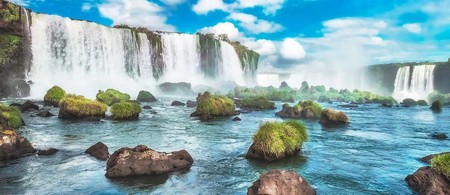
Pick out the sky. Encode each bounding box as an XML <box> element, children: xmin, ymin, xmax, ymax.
<box><xmin>10</xmin><ymin>0</ymin><xmax>450</xmax><ymax>72</ymax></box>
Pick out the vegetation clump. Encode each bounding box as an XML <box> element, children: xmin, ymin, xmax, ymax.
<box><xmin>417</xmin><ymin>100</ymin><xmax>428</xmax><ymax>106</ymax></box>
<box><xmin>431</xmin><ymin>100</ymin><xmax>442</xmax><ymax>112</ymax></box>
<box><xmin>0</xmin><ymin>104</ymin><xmax>23</xmax><ymax>129</ymax></box>
<box><xmin>276</xmin><ymin>100</ymin><xmax>322</xmax><ymax>119</ymax></box>
<box><xmin>402</xmin><ymin>98</ymin><xmax>417</xmax><ymax>106</ymax></box>
<box><xmin>136</xmin><ymin>90</ymin><xmax>157</xmax><ymax>102</ymax></box>
<box><xmin>431</xmin><ymin>153</ymin><xmax>450</xmax><ymax>177</ymax></box>
<box><xmin>246</xmin><ymin>120</ymin><xmax>308</xmax><ymax>161</ymax></box>
<box><xmin>111</xmin><ymin>102</ymin><xmax>142</xmax><ymax>120</ymax></box>
<box><xmin>59</xmin><ymin>94</ymin><xmax>107</xmax><ymax>119</ymax></box>
<box><xmin>96</xmin><ymin>89</ymin><xmax>130</xmax><ymax>106</ymax></box>
<box><xmin>193</xmin><ymin>91</ymin><xmax>236</xmax><ymax>121</ymax></box>
<box><xmin>44</xmin><ymin>86</ymin><xmax>66</xmax><ymax>106</ymax></box>
<box><xmin>241</xmin><ymin>96</ymin><xmax>275</xmax><ymax>110</ymax></box>
<box><xmin>320</xmin><ymin>108</ymin><xmax>349</xmax><ymax>126</ymax></box>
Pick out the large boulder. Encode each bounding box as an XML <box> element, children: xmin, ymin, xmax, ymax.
<box><xmin>18</xmin><ymin>100</ymin><xmax>39</xmax><ymax>112</ymax></box>
<box><xmin>319</xmin><ymin>108</ymin><xmax>349</xmax><ymax>126</ymax></box>
<box><xmin>110</xmin><ymin>101</ymin><xmax>141</xmax><ymax>120</ymax></box>
<box><xmin>58</xmin><ymin>94</ymin><xmax>107</xmax><ymax>119</ymax></box>
<box><xmin>96</xmin><ymin>89</ymin><xmax>130</xmax><ymax>106</ymax></box>
<box><xmin>191</xmin><ymin>92</ymin><xmax>237</xmax><ymax>121</ymax></box>
<box><xmin>276</xmin><ymin>101</ymin><xmax>322</xmax><ymax>119</ymax></box>
<box><xmin>405</xmin><ymin>166</ymin><xmax>450</xmax><ymax>195</ymax></box>
<box><xmin>186</xmin><ymin>100</ymin><xmax>197</xmax><ymax>108</ymax></box>
<box><xmin>43</xmin><ymin>86</ymin><xmax>66</xmax><ymax>107</ymax></box>
<box><xmin>105</xmin><ymin>145</ymin><xmax>193</xmax><ymax>178</ymax></box>
<box><xmin>247</xmin><ymin>170</ymin><xmax>316</xmax><ymax>195</ymax></box>
<box><xmin>136</xmin><ymin>90</ymin><xmax>157</xmax><ymax>102</ymax></box>
<box><xmin>159</xmin><ymin>82</ymin><xmax>193</xmax><ymax>95</ymax></box>
<box><xmin>246</xmin><ymin>121</ymin><xmax>308</xmax><ymax>161</ymax></box>
<box><xmin>85</xmin><ymin>142</ymin><xmax>109</xmax><ymax>161</ymax></box>
<box><xmin>0</xmin><ymin>130</ymin><xmax>35</xmax><ymax>161</ymax></box>
<box><xmin>171</xmin><ymin>101</ymin><xmax>186</xmax><ymax>106</ymax></box>
<box><xmin>37</xmin><ymin>109</ymin><xmax>54</xmax><ymax>117</ymax></box>
<box><xmin>431</xmin><ymin>100</ymin><xmax>443</xmax><ymax>112</ymax></box>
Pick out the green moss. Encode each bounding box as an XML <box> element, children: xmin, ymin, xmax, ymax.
<box><xmin>196</xmin><ymin>92</ymin><xmax>236</xmax><ymax>117</ymax></box>
<box><xmin>241</xmin><ymin>96</ymin><xmax>275</xmax><ymax>110</ymax></box>
<box><xmin>402</xmin><ymin>98</ymin><xmax>417</xmax><ymax>106</ymax></box>
<box><xmin>96</xmin><ymin>89</ymin><xmax>130</xmax><ymax>106</ymax></box>
<box><xmin>431</xmin><ymin>100</ymin><xmax>442</xmax><ymax>111</ymax></box>
<box><xmin>136</xmin><ymin>90</ymin><xmax>156</xmax><ymax>102</ymax></box>
<box><xmin>111</xmin><ymin>102</ymin><xmax>142</xmax><ymax>120</ymax></box>
<box><xmin>252</xmin><ymin>121</ymin><xmax>308</xmax><ymax>158</ymax></box>
<box><xmin>0</xmin><ymin>34</ymin><xmax>21</xmax><ymax>65</ymax></box>
<box><xmin>0</xmin><ymin>3</ymin><xmax>21</xmax><ymax>24</ymax></box>
<box><xmin>298</xmin><ymin>100</ymin><xmax>322</xmax><ymax>118</ymax></box>
<box><xmin>44</xmin><ymin>86</ymin><xmax>66</xmax><ymax>105</ymax></box>
<box><xmin>60</xmin><ymin>94</ymin><xmax>107</xmax><ymax>117</ymax></box>
<box><xmin>417</xmin><ymin>100</ymin><xmax>428</xmax><ymax>106</ymax></box>
<box><xmin>431</xmin><ymin>153</ymin><xmax>450</xmax><ymax>177</ymax></box>
<box><xmin>0</xmin><ymin>104</ymin><xmax>23</xmax><ymax>129</ymax></box>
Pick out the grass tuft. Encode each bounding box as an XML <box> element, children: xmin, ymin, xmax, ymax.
<box><xmin>241</xmin><ymin>96</ymin><xmax>275</xmax><ymax>110</ymax></box>
<box><xmin>196</xmin><ymin>92</ymin><xmax>236</xmax><ymax>117</ymax></box>
<box><xmin>44</xmin><ymin>86</ymin><xmax>66</xmax><ymax>105</ymax></box>
<box><xmin>60</xmin><ymin>94</ymin><xmax>107</xmax><ymax>118</ymax></box>
<box><xmin>96</xmin><ymin>89</ymin><xmax>130</xmax><ymax>106</ymax></box>
<box><xmin>111</xmin><ymin>102</ymin><xmax>142</xmax><ymax>120</ymax></box>
<box><xmin>431</xmin><ymin>153</ymin><xmax>450</xmax><ymax>177</ymax></box>
<box><xmin>0</xmin><ymin>104</ymin><xmax>23</xmax><ymax>129</ymax></box>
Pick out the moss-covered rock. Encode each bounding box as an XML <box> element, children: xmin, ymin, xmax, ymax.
<box><xmin>0</xmin><ymin>104</ymin><xmax>24</xmax><ymax>129</ymax></box>
<box><xmin>96</xmin><ymin>89</ymin><xmax>130</xmax><ymax>106</ymax></box>
<box><xmin>431</xmin><ymin>100</ymin><xmax>443</xmax><ymax>112</ymax></box>
<box><xmin>320</xmin><ymin>108</ymin><xmax>349</xmax><ymax>126</ymax></box>
<box><xmin>246</xmin><ymin>121</ymin><xmax>308</xmax><ymax>161</ymax></box>
<box><xmin>136</xmin><ymin>90</ymin><xmax>156</xmax><ymax>102</ymax></box>
<box><xmin>417</xmin><ymin>100</ymin><xmax>428</xmax><ymax>106</ymax></box>
<box><xmin>402</xmin><ymin>98</ymin><xmax>417</xmax><ymax>107</ymax></box>
<box><xmin>431</xmin><ymin>153</ymin><xmax>450</xmax><ymax>177</ymax></box>
<box><xmin>43</xmin><ymin>86</ymin><xmax>66</xmax><ymax>106</ymax></box>
<box><xmin>111</xmin><ymin>102</ymin><xmax>142</xmax><ymax>120</ymax></box>
<box><xmin>241</xmin><ymin>96</ymin><xmax>275</xmax><ymax>110</ymax></box>
<box><xmin>192</xmin><ymin>92</ymin><xmax>236</xmax><ymax>121</ymax></box>
<box><xmin>59</xmin><ymin>94</ymin><xmax>107</xmax><ymax>119</ymax></box>
<box><xmin>276</xmin><ymin>100</ymin><xmax>322</xmax><ymax>119</ymax></box>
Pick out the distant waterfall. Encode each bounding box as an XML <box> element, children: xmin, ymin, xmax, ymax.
<box><xmin>393</xmin><ymin>65</ymin><xmax>435</xmax><ymax>101</ymax></box>
<box><xmin>27</xmin><ymin>13</ymin><xmax>254</xmax><ymax>98</ymax></box>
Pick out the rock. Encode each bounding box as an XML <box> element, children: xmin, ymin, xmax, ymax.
<box><xmin>432</xmin><ymin>133</ymin><xmax>448</xmax><ymax>140</ymax></box>
<box><xmin>319</xmin><ymin>108</ymin><xmax>349</xmax><ymax>126</ymax></box>
<box><xmin>171</xmin><ymin>101</ymin><xmax>186</xmax><ymax>106</ymax></box>
<box><xmin>85</xmin><ymin>142</ymin><xmax>109</xmax><ymax>161</ymax></box>
<box><xmin>191</xmin><ymin>92</ymin><xmax>237</xmax><ymax>121</ymax></box>
<box><xmin>232</xmin><ymin>117</ymin><xmax>241</xmax><ymax>121</ymax></box>
<box><xmin>159</xmin><ymin>82</ymin><xmax>193</xmax><ymax>95</ymax></box>
<box><xmin>136</xmin><ymin>90</ymin><xmax>157</xmax><ymax>102</ymax></box>
<box><xmin>405</xmin><ymin>166</ymin><xmax>450</xmax><ymax>195</ymax></box>
<box><xmin>421</xmin><ymin>153</ymin><xmax>450</xmax><ymax>164</ymax></box>
<box><xmin>150</xmin><ymin>111</ymin><xmax>158</xmax><ymax>115</ymax></box>
<box><xmin>111</xmin><ymin>102</ymin><xmax>141</xmax><ymax>120</ymax></box>
<box><xmin>338</xmin><ymin>104</ymin><xmax>359</xmax><ymax>108</ymax></box>
<box><xmin>37</xmin><ymin>148</ymin><xmax>59</xmax><ymax>156</ymax></box>
<box><xmin>59</xmin><ymin>95</ymin><xmax>107</xmax><ymax>119</ymax></box>
<box><xmin>83</xmin><ymin>116</ymin><xmax>102</xmax><ymax>122</ymax></box>
<box><xmin>431</xmin><ymin>101</ymin><xmax>443</xmax><ymax>112</ymax></box>
<box><xmin>276</xmin><ymin>101</ymin><xmax>322</xmax><ymax>120</ymax></box>
<box><xmin>302</xmin><ymin>109</ymin><xmax>315</xmax><ymax>119</ymax></box>
<box><xmin>382</xmin><ymin>103</ymin><xmax>393</xmax><ymax>108</ymax></box>
<box><xmin>19</xmin><ymin>101</ymin><xmax>40</xmax><ymax>112</ymax></box>
<box><xmin>247</xmin><ymin>170</ymin><xmax>316</xmax><ymax>195</ymax></box>
<box><xmin>143</xmin><ymin>106</ymin><xmax>152</xmax><ymax>109</ymax></box>
<box><xmin>44</xmin><ymin>86</ymin><xmax>66</xmax><ymax>107</ymax></box>
<box><xmin>37</xmin><ymin>110</ymin><xmax>54</xmax><ymax>117</ymax></box>
<box><xmin>186</xmin><ymin>100</ymin><xmax>197</xmax><ymax>108</ymax></box>
<box><xmin>105</xmin><ymin>145</ymin><xmax>193</xmax><ymax>178</ymax></box>
<box><xmin>0</xmin><ymin>130</ymin><xmax>35</xmax><ymax>161</ymax></box>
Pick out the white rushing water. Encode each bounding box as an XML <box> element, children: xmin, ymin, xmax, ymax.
<box><xmin>393</xmin><ymin>65</ymin><xmax>435</xmax><ymax>101</ymax></box>
<box><xmin>27</xmin><ymin>13</ymin><xmax>248</xmax><ymax>98</ymax></box>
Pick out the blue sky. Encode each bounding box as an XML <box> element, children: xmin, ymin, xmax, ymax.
<box><xmin>11</xmin><ymin>0</ymin><xmax>450</xmax><ymax>71</ymax></box>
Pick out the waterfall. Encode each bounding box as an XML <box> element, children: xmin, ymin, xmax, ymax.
<box><xmin>219</xmin><ymin>41</ymin><xmax>245</xmax><ymax>86</ymax></box>
<box><xmin>393</xmin><ymin>65</ymin><xmax>435</xmax><ymax>101</ymax></box>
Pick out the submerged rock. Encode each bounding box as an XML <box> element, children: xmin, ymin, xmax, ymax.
<box><xmin>405</xmin><ymin>166</ymin><xmax>450</xmax><ymax>195</ymax></box>
<box><xmin>37</xmin><ymin>148</ymin><xmax>59</xmax><ymax>156</ymax></box>
<box><xmin>432</xmin><ymin>133</ymin><xmax>448</xmax><ymax>140</ymax></box>
<box><xmin>232</xmin><ymin>117</ymin><xmax>241</xmax><ymax>121</ymax></box>
<box><xmin>106</xmin><ymin>145</ymin><xmax>193</xmax><ymax>178</ymax></box>
<box><xmin>37</xmin><ymin>110</ymin><xmax>54</xmax><ymax>117</ymax></box>
<box><xmin>247</xmin><ymin>170</ymin><xmax>316</xmax><ymax>195</ymax></box>
<box><xmin>143</xmin><ymin>106</ymin><xmax>152</xmax><ymax>109</ymax></box>
<box><xmin>186</xmin><ymin>100</ymin><xmax>197</xmax><ymax>108</ymax></box>
<box><xmin>0</xmin><ymin>130</ymin><xmax>35</xmax><ymax>161</ymax></box>
<box><xmin>171</xmin><ymin>101</ymin><xmax>186</xmax><ymax>106</ymax></box>
<box><xmin>85</xmin><ymin>142</ymin><xmax>109</xmax><ymax>161</ymax></box>
<box><xmin>14</xmin><ymin>100</ymin><xmax>40</xmax><ymax>112</ymax></box>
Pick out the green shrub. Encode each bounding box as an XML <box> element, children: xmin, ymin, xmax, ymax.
<box><xmin>0</xmin><ymin>104</ymin><xmax>23</xmax><ymax>129</ymax></box>
<box><xmin>111</xmin><ymin>102</ymin><xmax>142</xmax><ymax>120</ymax></box>
<box><xmin>96</xmin><ymin>89</ymin><xmax>130</xmax><ymax>106</ymax></box>
<box><xmin>136</xmin><ymin>90</ymin><xmax>156</xmax><ymax>102</ymax></box>
<box><xmin>44</xmin><ymin>86</ymin><xmax>66</xmax><ymax>105</ymax></box>
<box><xmin>298</xmin><ymin>100</ymin><xmax>322</xmax><ymax>118</ymax></box>
<box><xmin>196</xmin><ymin>92</ymin><xmax>235</xmax><ymax>117</ymax></box>
<box><xmin>60</xmin><ymin>94</ymin><xmax>107</xmax><ymax>117</ymax></box>
<box><xmin>417</xmin><ymin>100</ymin><xmax>428</xmax><ymax>106</ymax></box>
<box><xmin>431</xmin><ymin>153</ymin><xmax>450</xmax><ymax>176</ymax></box>
<box><xmin>241</xmin><ymin>96</ymin><xmax>275</xmax><ymax>110</ymax></box>
<box><xmin>252</xmin><ymin>121</ymin><xmax>308</xmax><ymax>158</ymax></box>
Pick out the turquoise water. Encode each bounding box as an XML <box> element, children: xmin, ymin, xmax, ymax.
<box><xmin>1</xmin><ymin>97</ymin><xmax>449</xmax><ymax>194</ymax></box>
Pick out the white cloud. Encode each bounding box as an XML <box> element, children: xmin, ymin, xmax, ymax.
<box><xmin>160</xmin><ymin>0</ymin><xmax>186</xmax><ymax>6</ymax></box>
<box><xmin>402</xmin><ymin>23</ymin><xmax>422</xmax><ymax>33</ymax></box>
<box><xmin>228</xmin><ymin>12</ymin><xmax>283</xmax><ymax>34</ymax></box>
<box><xmin>244</xmin><ymin>39</ymin><xmax>277</xmax><ymax>55</ymax></box>
<box><xmin>198</xmin><ymin>22</ymin><xmax>243</xmax><ymax>41</ymax></box>
<box><xmin>280</xmin><ymin>38</ymin><xmax>306</xmax><ymax>60</ymax></box>
<box><xmin>81</xmin><ymin>3</ymin><xmax>93</xmax><ymax>12</ymax></box>
<box><xmin>99</xmin><ymin>0</ymin><xmax>175</xmax><ymax>31</ymax></box>
<box><xmin>192</xmin><ymin>0</ymin><xmax>228</xmax><ymax>15</ymax></box>
<box><xmin>234</xmin><ymin>0</ymin><xmax>285</xmax><ymax>15</ymax></box>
